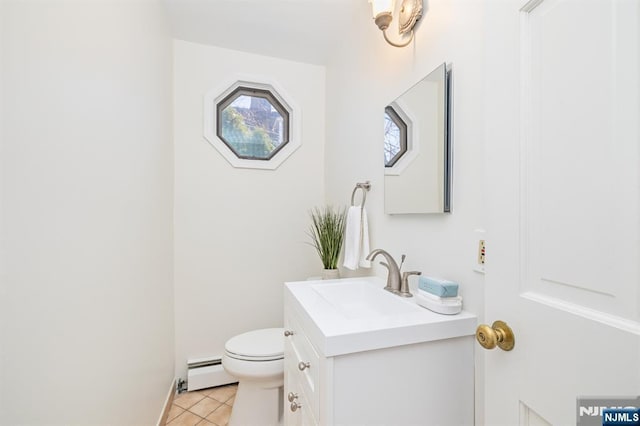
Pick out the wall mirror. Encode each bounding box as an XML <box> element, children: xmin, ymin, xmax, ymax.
<box><xmin>384</xmin><ymin>63</ymin><xmax>451</xmax><ymax>214</ymax></box>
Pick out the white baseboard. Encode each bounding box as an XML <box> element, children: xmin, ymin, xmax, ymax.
<box><xmin>157</xmin><ymin>378</ymin><xmax>176</xmax><ymax>426</ymax></box>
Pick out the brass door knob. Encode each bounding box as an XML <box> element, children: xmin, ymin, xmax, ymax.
<box><xmin>476</xmin><ymin>320</ymin><xmax>515</xmax><ymax>351</ymax></box>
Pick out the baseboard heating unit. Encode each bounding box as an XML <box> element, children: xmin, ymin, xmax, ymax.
<box><xmin>187</xmin><ymin>356</ymin><xmax>237</xmax><ymax>391</ymax></box>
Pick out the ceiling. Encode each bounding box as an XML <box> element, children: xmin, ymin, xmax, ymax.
<box><xmin>163</xmin><ymin>0</ymin><xmax>364</xmax><ymax>65</ymax></box>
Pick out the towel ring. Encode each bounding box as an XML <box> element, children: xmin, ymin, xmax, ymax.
<box><xmin>351</xmin><ymin>181</ymin><xmax>371</xmax><ymax>207</ymax></box>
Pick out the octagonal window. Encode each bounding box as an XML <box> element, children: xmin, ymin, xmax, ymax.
<box><xmin>216</xmin><ymin>87</ymin><xmax>289</xmax><ymax>161</ymax></box>
<box><xmin>384</xmin><ymin>106</ymin><xmax>408</xmax><ymax>167</ymax></box>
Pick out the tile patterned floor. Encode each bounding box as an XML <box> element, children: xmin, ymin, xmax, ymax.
<box><xmin>165</xmin><ymin>384</ymin><xmax>237</xmax><ymax>426</ymax></box>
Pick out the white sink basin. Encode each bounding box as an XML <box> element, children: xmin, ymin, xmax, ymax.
<box><xmin>285</xmin><ymin>277</ymin><xmax>477</xmax><ymax>357</ymax></box>
<box><xmin>311</xmin><ymin>280</ymin><xmax>422</xmax><ymax>319</ymax></box>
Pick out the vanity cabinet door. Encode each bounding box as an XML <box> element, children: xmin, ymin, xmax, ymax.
<box><xmin>283</xmin><ymin>310</ymin><xmax>319</xmax><ymax>426</ymax></box>
<box><xmin>284</xmin><ymin>353</ymin><xmax>315</xmax><ymax>426</ymax></box>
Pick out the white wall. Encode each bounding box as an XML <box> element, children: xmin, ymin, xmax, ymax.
<box><xmin>173</xmin><ymin>40</ymin><xmax>325</xmax><ymax>380</ymax></box>
<box><xmin>0</xmin><ymin>0</ymin><xmax>5</xmax><ymax>404</ymax></box>
<box><xmin>323</xmin><ymin>0</ymin><xmax>486</xmax><ymax>423</ymax></box>
<box><xmin>0</xmin><ymin>1</ymin><xmax>174</xmax><ymax>424</ymax></box>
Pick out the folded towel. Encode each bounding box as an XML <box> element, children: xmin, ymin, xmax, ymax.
<box><xmin>343</xmin><ymin>206</ymin><xmax>371</xmax><ymax>270</ymax></box>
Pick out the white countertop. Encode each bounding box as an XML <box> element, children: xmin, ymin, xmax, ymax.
<box><xmin>284</xmin><ymin>276</ymin><xmax>477</xmax><ymax>357</ymax></box>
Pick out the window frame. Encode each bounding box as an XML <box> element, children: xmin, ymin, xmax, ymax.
<box><xmin>204</xmin><ymin>79</ymin><xmax>300</xmax><ymax>170</ymax></box>
<box><xmin>216</xmin><ymin>86</ymin><xmax>290</xmax><ymax>161</ymax></box>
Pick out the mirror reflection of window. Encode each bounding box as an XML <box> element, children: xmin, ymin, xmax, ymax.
<box><xmin>384</xmin><ymin>106</ymin><xmax>408</xmax><ymax>167</ymax></box>
<box><xmin>383</xmin><ymin>62</ymin><xmax>451</xmax><ymax>214</ymax></box>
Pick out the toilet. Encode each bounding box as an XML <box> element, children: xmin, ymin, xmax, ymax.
<box><xmin>222</xmin><ymin>328</ymin><xmax>285</xmax><ymax>426</ymax></box>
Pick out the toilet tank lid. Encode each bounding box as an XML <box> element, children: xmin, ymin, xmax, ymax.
<box><xmin>225</xmin><ymin>328</ymin><xmax>284</xmax><ymax>358</ymax></box>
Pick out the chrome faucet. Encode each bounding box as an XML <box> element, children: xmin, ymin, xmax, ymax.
<box><xmin>366</xmin><ymin>249</ymin><xmax>421</xmax><ymax>297</ymax></box>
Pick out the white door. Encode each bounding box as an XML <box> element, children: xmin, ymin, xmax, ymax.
<box><xmin>483</xmin><ymin>0</ymin><xmax>640</xmax><ymax>425</ymax></box>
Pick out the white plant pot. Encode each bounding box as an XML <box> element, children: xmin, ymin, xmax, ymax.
<box><xmin>322</xmin><ymin>269</ymin><xmax>340</xmax><ymax>280</ymax></box>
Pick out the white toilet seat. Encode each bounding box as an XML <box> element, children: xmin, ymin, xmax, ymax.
<box><xmin>225</xmin><ymin>352</ymin><xmax>284</xmax><ymax>361</ymax></box>
<box><xmin>224</xmin><ymin>328</ymin><xmax>284</xmax><ymax>361</ymax></box>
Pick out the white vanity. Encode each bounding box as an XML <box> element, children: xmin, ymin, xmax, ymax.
<box><xmin>283</xmin><ymin>277</ymin><xmax>477</xmax><ymax>426</ymax></box>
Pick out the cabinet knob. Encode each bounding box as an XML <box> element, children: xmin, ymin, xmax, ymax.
<box><xmin>297</xmin><ymin>361</ymin><xmax>310</xmax><ymax>371</ymax></box>
<box><xmin>287</xmin><ymin>392</ymin><xmax>298</xmax><ymax>402</ymax></box>
<box><xmin>284</xmin><ymin>330</ymin><xmax>294</xmax><ymax>337</ymax></box>
<box><xmin>290</xmin><ymin>401</ymin><xmax>302</xmax><ymax>412</ymax></box>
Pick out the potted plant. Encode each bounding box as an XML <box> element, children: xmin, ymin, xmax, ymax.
<box><xmin>307</xmin><ymin>206</ymin><xmax>347</xmax><ymax>279</ymax></box>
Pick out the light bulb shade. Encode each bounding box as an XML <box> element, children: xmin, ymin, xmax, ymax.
<box><xmin>369</xmin><ymin>0</ymin><xmax>395</xmax><ymax>18</ymax></box>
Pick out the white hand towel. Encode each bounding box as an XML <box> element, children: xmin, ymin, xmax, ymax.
<box><xmin>359</xmin><ymin>208</ymin><xmax>371</xmax><ymax>268</ymax></box>
<box><xmin>343</xmin><ymin>206</ymin><xmax>361</xmax><ymax>270</ymax></box>
<box><xmin>343</xmin><ymin>206</ymin><xmax>371</xmax><ymax>270</ymax></box>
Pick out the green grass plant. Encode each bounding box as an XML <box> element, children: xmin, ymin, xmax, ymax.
<box><xmin>307</xmin><ymin>206</ymin><xmax>347</xmax><ymax>270</ymax></box>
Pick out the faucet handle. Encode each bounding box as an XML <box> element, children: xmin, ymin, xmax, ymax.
<box><xmin>378</xmin><ymin>261</ymin><xmax>390</xmax><ymax>270</ymax></box>
<box><xmin>399</xmin><ymin>271</ymin><xmax>422</xmax><ymax>298</ymax></box>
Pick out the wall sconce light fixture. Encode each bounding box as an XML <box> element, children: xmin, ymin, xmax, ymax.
<box><xmin>369</xmin><ymin>0</ymin><xmax>423</xmax><ymax>48</ymax></box>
